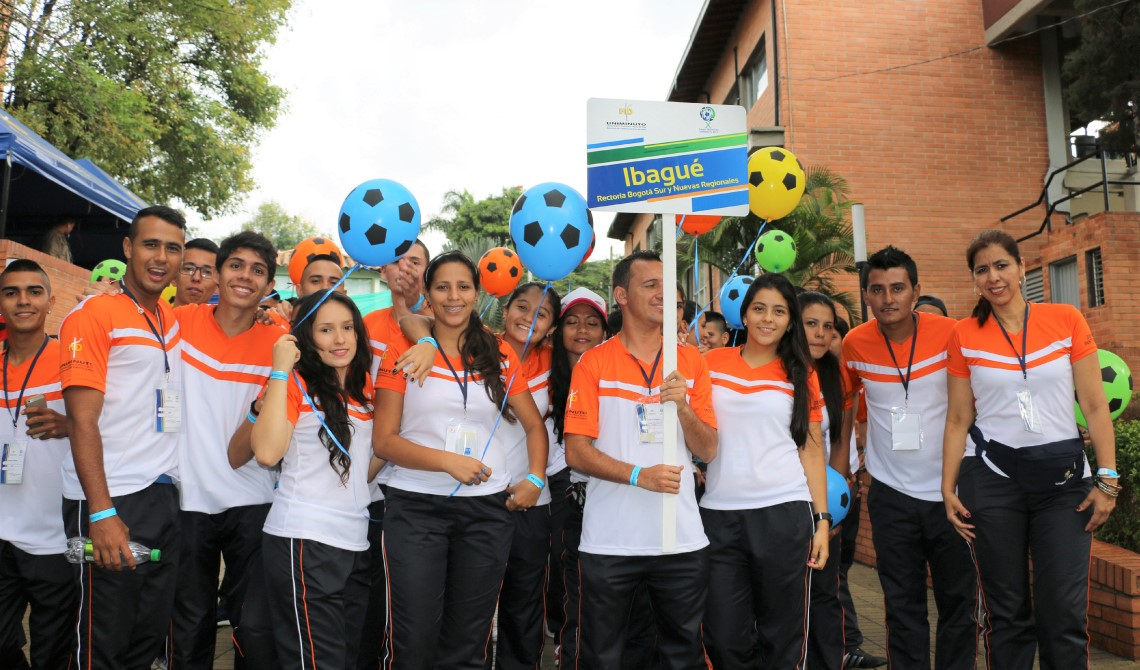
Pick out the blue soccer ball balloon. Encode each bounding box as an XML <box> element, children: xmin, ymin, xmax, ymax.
<box><xmin>718</xmin><ymin>275</ymin><xmax>754</xmax><ymax>330</ymax></box>
<box><xmin>337</xmin><ymin>179</ymin><xmax>422</xmax><ymax>268</ymax></box>
<box><xmin>509</xmin><ymin>182</ymin><xmax>594</xmax><ymax>282</ymax></box>
<box><xmin>827</xmin><ymin>465</ymin><xmax>851</xmax><ymax>525</ymax></box>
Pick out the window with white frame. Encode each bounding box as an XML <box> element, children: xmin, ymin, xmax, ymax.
<box><xmin>741</xmin><ymin>39</ymin><xmax>768</xmax><ymax>108</ymax></box>
<box><xmin>1049</xmin><ymin>257</ymin><xmax>1079</xmax><ymax>308</ymax></box>
<box><xmin>1023</xmin><ymin>267</ymin><xmax>1044</xmax><ymax>303</ymax></box>
<box><xmin>1086</xmin><ymin>248</ymin><xmax>1105</xmax><ymax>307</ymax></box>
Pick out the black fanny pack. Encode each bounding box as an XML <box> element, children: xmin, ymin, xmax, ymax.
<box><xmin>969</xmin><ymin>424</ymin><xmax>1085</xmax><ymax>493</ymax></box>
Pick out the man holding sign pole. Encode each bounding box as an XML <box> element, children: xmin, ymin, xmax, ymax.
<box><xmin>565</xmin><ymin>249</ymin><xmax>717</xmax><ymax>670</ymax></box>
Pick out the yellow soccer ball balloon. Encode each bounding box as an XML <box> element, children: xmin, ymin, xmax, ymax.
<box><xmin>748</xmin><ymin>147</ymin><xmax>806</xmax><ymax>221</ymax></box>
<box><xmin>161</xmin><ymin>285</ymin><xmax>177</xmax><ymax>305</ymax></box>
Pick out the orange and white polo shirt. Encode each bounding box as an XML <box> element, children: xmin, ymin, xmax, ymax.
<box><xmin>565</xmin><ymin>337</ymin><xmax>716</xmax><ymax>557</ymax></box>
<box><xmin>701</xmin><ymin>348</ymin><xmax>823</xmax><ymax>511</ymax></box>
<box><xmin>59</xmin><ymin>293</ymin><xmax>181</xmax><ymax>500</ymax></box>
<box><xmin>948</xmin><ymin>303</ymin><xmax>1096</xmax><ymax>477</ymax></box>
<box><xmin>375</xmin><ymin>337</ymin><xmax>527</xmax><ymax>497</ymax></box>
<box><xmin>0</xmin><ymin>338</ymin><xmax>69</xmax><ymax>554</ymax></box>
<box><xmin>498</xmin><ymin>343</ymin><xmax>553</xmax><ymax>506</ymax></box>
<box><xmin>176</xmin><ymin>304</ymin><xmax>285</xmax><ymax>514</ymax></box>
<box><xmin>842</xmin><ymin>312</ymin><xmax>957</xmax><ymax>501</ymax></box>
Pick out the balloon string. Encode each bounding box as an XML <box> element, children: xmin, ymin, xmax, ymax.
<box><xmin>447</xmin><ymin>281</ymin><xmax>552</xmax><ymax>498</ymax></box>
<box><xmin>689</xmin><ymin>237</ymin><xmax>700</xmax><ymax>337</ymax></box>
<box><xmin>687</xmin><ymin>220</ymin><xmax>768</xmax><ymax>336</ymax></box>
<box><xmin>291</xmin><ymin>264</ymin><xmax>362</xmax><ymax>332</ymax></box>
<box><xmin>480</xmin><ymin>299</ymin><xmax>495</xmax><ymax>320</ymax></box>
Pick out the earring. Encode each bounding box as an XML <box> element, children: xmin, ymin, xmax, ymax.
<box><xmin>974</xmin><ymin>286</ymin><xmax>981</xmax><ymax>297</ymax></box>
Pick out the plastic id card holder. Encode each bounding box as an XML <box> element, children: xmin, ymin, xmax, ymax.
<box><xmin>445</xmin><ymin>418</ymin><xmax>481</xmax><ymax>458</ymax></box>
<box><xmin>1016</xmin><ymin>388</ymin><xmax>1044</xmax><ymax>434</ymax></box>
<box><xmin>637</xmin><ymin>402</ymin><xmax>664</xmax><ymax>444</ymax></box>
<box><xmin>155</xmin><ymin>383</ymin><xmax>182</xmax><ymax>433</ymax></box>
<box><xmin>0</xmin><ymin>440</ymin><xmax>27</xmax><ymax>484</ymax></box>
<box><xmin>890</xmin><ymin>408</ymin><xmax>922</xmax><ymax>451</ymax></box>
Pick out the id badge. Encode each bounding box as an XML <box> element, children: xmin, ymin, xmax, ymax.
<box><xmin>155</xmin><ymin>383</ymin><xmax>182</xmax><ymax>433</ymax></box>
<box><xmin>0</xmin><ymin>440</ymin><xmax>27</xmax><ymax>484</ymax></box>
<box><xmin>1016</xmin><ymin>388</ymin><xmax>1044</xmax><ymax>434</ymax></box>
<box><xmin>890</xmin><ymin>408</ymin><xmax>922</xmax><ymax>451</ymax></box>
<box><xmin>637</xmin><ymin>402</ymin><xmax>664</xmax><ymax>444</ymax></box>
<box><xmin>445</xmin><ymin>418</ymin><xmax>481</xmax><ymax>458</ymax></box>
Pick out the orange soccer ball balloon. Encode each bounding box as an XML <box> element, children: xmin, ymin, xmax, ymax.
<box><xmin>289</xmin><ymin>237</ymin><xmax>344</xmax><ymax>285</ymax></box>
<box><xmin>479</xmin><ymin>247</ymin><xmax>524</xmax><ymax>297</ymax></box>
<box><xmin>680</xmin><ymin>214</ymin><xmax>721</xmax><ymax>235</ymax></box>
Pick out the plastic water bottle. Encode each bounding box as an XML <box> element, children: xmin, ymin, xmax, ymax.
<box><xmin>64</xmin><ymin>536</ymin><xmax>161</xmax><ymax>564</ymax></box>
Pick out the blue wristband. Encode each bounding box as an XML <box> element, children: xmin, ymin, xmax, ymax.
<box><xmin>416</xmin><ymin>336</ymin><xmax>439</xmax><ymax>349</ymax></box>
<box><xmin>410</xmin><ymin>294</ymin><xmax>426</xmax><ymax>312</ymax></box>
<box><xmin>525</xmin><ymin>474</ymin><xmax>545</xmax><ymax>490</ymax></box>
<box><xmin>247</xmin><ymin>412</ymin><xmax>258</xmax><ymax>424</ymax></box>
<box><xmin>1098</xmin><ymin>468</ymin><xmax>1120</xmax><ymax>478</ymax></box>
<box><xmin>89</xmin><ymin>507</ymin><xmax>117</xmax><ymax>523</ymax></box>
<box><xmin>269</xmin><ymin>370</ymin><xmax>289</xmax><ymax>382</ymax></box>
<box><xmin>630</xmin><ymin>466</ymin><xmax>642</xmax><ymax>487</ymax></box>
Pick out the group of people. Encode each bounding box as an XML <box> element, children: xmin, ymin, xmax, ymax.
<box><xmin>0</xmin><ymin>203</ymin><xmax>1120</xmax><ymax>670</ymax></box>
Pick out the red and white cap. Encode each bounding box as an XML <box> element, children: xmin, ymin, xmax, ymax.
<box><xmin>560</xmin><ymin>287</ymin><xmax>607</xmax><ymax>319</ymax></box>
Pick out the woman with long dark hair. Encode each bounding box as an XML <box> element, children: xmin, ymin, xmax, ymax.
<box><xmin>250</xmin><ymin>290</ymin><xmax>383</xmax><ymax>669</ymax></box>
<box><xmin>943</xmin><ymin>230</ymin><xmax>1117</xmax><ymax>668</ymax></box>
<box><xmin>373</xmin><ymin>251</ymin><xmax>548</xmax><ymax>669</ymax></box>
<box><xmin>701</xmin><ymin>273</ymin><xmax>830</xmax><ymax>669</ymax></box>
<box><xmin>492</xmin><ymin>280</ymin><xmax>561</xmax><ymax>668</ymax></box>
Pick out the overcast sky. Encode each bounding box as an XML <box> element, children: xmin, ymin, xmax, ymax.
<box><xmin>187</xmin><ymin>0</ymin><xmax>706</xmax><ymax>260</ymax></box>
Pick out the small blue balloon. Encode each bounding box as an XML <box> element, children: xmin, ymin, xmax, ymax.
<box><xmin>509</xmin><ymin>182</ymin><xmax>594</xmax><ymax>282</ymax></box>
<box><xmin>718</xmin><ymin>275</ymin><xmax>754</xmax><ymax>330</ymax></box>
<box><xmin>826</xmin><ymin>465</ymin><xmax>851</xmax><ymax>525</ymax></box>
<box><xmin>337</xmin><ymin>179</ymin><xmax>422</xmax><ymax>268</ymax></box>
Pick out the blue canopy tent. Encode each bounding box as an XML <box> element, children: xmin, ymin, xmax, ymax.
<box><xmin>0</xmin><ymin>108</ymin><xmax>148</xmax><ymax>268</ymax></box>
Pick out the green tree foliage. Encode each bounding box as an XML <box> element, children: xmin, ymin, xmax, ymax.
<box><xmin>241</xmin><ymin>201</ymin><xmax>319</xmax><ymax>252</ymax></box>
<box><xmin>1063</xmin><ymin>0</ymin><xmax>1140</xmax><ymax>154</ymax></box>
<box><xmin>427</xmin><ymin>187</ymin><xmax>522</xmax><ymax>248</ymax></box>
<box><xmin>1</xmin><ymin>0</ymin><xmax>291</xmax><ymax>217</ymax></box>
<box><xmin>676</xmin><ymin>166</ymin><xmax>860</xmax><ymax>322</ymax></box>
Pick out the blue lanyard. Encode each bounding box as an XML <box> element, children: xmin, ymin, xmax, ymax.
<box><xmin>3</xmin><ymin>336</ymin><xmax>49</xmax><ymax>428</ymax></box>
<box><xmin>120</xmin><ymin>286</ymin><xmax>170</xmax><ymax>374</ymax></box>
<box><xmin>994</xmin><ymin>303</ymin><xmax>1030</xmax><ymax>381</ymax></box>
<box><xmin>435</xmin><ymin>334</ymin><xmax>469</xmax><ymax>411</ymax></box>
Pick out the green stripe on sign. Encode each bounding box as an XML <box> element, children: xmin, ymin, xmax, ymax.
<box><xmin>587</xmin><ymin>133</ymin><xmax>748</xmax><ymax>166</ymax></box>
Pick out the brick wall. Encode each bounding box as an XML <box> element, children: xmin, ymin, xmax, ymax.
<box><xmin>0</xmin><ymin>239</ymin><xmax>93</xmax><ymax>336</ymax></box>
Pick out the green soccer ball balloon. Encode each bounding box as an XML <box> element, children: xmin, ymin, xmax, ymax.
<box><xmin>90</xmin><ymin>259</ymin><xmax>126</xmax><ymax>283</ymax></box>
<box><xmin>1075</xmin><ymin>349</ymin><xmax>1133</xmax><ymax>427</ymax></box>
<box><xmin>754</xmin><ymin>230</ymin><xmax>797</xmax><ymax>273</ymax></box>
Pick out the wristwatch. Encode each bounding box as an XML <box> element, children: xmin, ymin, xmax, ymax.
<box><xmin>813</xmin><ymin>512</ymin><xmax>833</xmax><ymax>525</ymax></box>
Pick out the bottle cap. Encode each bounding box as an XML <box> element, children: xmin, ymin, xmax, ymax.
<box><xmin>150</xmin><ymin>549</ymin><xmax>162</xmax><ymax>562</ymax></box>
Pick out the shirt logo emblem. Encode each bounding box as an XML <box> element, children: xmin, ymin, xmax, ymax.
<box><xmin>568</xmin><ymin>389</ymin><xmax>578</xmax><ymax>405</ymax></box>
<box><xmin>68</xmin><ymin>337</ymin><xmax>83</xmax><ymax>359</ymax></box>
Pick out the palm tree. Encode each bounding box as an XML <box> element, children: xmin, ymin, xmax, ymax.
<box><xmin>677</xmin><ymin>166</ymin><xmax>860</xmax><ymax>322</ymax></box>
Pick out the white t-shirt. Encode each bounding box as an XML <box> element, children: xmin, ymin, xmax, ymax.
<box><xmin>375</xmin><ymin>338</ymin><xmax>528</xmax><ymax>498</ymax></box>
<box><xmin>843</xmin><ymin>313</ymin><xmax>958</xmax><ymax>501</ymax></box>
<box><xmin>176</xmin><ymin>305</ymin><xmax>281</xmax><ymax>514</ymax></box>
<box><xmin>500</xmin><ymin>344</ymin><xmax>553</xmax><ymax>506</ymax></box>
<box><xmin>700</xmin><ymin>349</ymin><xmax>823</xmax><ymax>511</ymax></box>
<box><xmin>565</xmin><ymin>338</ymin><xmax>716</xmax><ymax>557</ymax></box>
<box><xmin>0</xmin><ymin>339</ymin><xmax>69</xmax><ymax>554</ymax></box>
<box><xmin>262</xmin><ymin>376</ymin><xmax>374</xmax><ymax>552</ymax></box>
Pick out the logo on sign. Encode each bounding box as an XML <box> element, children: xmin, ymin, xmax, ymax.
<box><xmin>619</xmin><ymin>104</ymin><xmax>634</xmax><ymax>120</ymax></box>
<box><xmin>607</xmin><ymin>103</ymin><xmax>646</xmax><ymax>130</ymax></box>
<box><xmin>700</xmin><ymin>106</ymin><xmax>716</xmax><ymax>128</ymax></box>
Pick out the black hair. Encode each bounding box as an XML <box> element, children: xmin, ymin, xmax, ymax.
<box><xmin>862</xmin><ymin>245</ymin><xmax>918</xmax><ymax>291</ymax></box>
<box><xmin>966</xmin><ymin>229</ymin><xmax>1022</xmax><ymax>327</ymax></box>
<box><xmin>607</xmin><ymin>308</ymin><xmax>623</xmax><ymax>334</ymax></box>
<box><xmin>425</xmin><ymin>251</ymin><xmax>514</xmax><ymax>422</ymax></box>
<box><xmin>129</xmin><ymin>206</ymin><xmax>186</xmax><ymax>239</ymax></box>
<box><xmin>798</xmin><ymin>291</ymin><xmax>843</xmax><ymax>447</ymax></box>
<box><xmin>185</xmin><ymin>238</ymin><xmax>220</xmax><ymax>255</ymax></box>
<box><xmin>0</xmin><ymin>259</ymin><xmax>50</xmax><ymax>292</ymax></box>
<box><xmin>703</xmin><ymin>310</ymin><xmax>727</xmax><ymax>332</ymax></box>
<box><xmin>915</xmin><ymin>294</ymin><xmax>948</xmax><ymax>317</ymax></box>
<box><xmin>218</xmin><ymin>231</ymin><xmax>277</xmax><ymax>279</ymax></box>
<box><xmin>551</xmin><ymin>303</ymin><xmax>612</xmax><ymax>443</ymax></box>
<box><xmin>835</xmin><ymin>315</ymin><xmax>850</xmax><ymax>339</ymax></box>
<box><xmin>291</xmin><ymin>291</ymin><xmax>372</xmax><ymax>484</ymax></box>
<box><xmin>505</xmin><ymin>282</ymin><xmax>563</xmax><ymax>341</ymax></box>
<box><xmin>612</xmin><ymin>250</ymin><xmax>661</xmax><ymax>294</ymax></box>
<box><xmin>740</xmin><ymin>274</ymin><xmax>814</xmax><ymax>447</ymax></box>
<box><xmin>682</xmin><ymin>299</ymin><xmax>697</xmax><ymax>326</ymax></box>
<box><xmin>411</xmin><ymin>239</ymin><xmax>431</xmax><ymax>264</ymax></box>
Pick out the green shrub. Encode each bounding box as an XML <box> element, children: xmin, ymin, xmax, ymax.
<box><xmin>1090</xmin><ymin>420</ymin><xmax>1140</xmax><ymax>553</ymax></box>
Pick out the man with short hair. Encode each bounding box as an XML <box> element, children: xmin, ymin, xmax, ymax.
<box><xmin>296</xmin><ymin>253</ymin><xmax>346</xmax><ymax>296</ymax></box>
<box><xmin>698</xmin><ymin>311</ymin><xmax>730</xmax><ymax>353</ymax></box>
<box><xmin>170</xmin><ymin>231</ymin><xmax>284</xmax><ymax>669</ymax></box>
<box><xmin>566</xmin><ymin>249</ymin><xmax>718</xmax><ymax>669</ymax></box>
<box><xmin>173</xmin><ymin>238</ymin><xmax>220</xmax><ymax>307</ymax></box>
<box><xmin>915</xmin><ymin>294</ymin><xmax>949</xmax><ymax>318</ymax></box>
<box><xmin>0</xmin><ymin>259</ymin><xmax>77</xmax><ymax>668</ymax></box>
<box><xmin>60</xmin><ymin>205</ymin><xmax>186</xmax><ymax>669</ymax></box>
<box><xmin>839</xmin><ymin>246</ymin><xmax>976</xmax><ymax>670</ymax></box>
